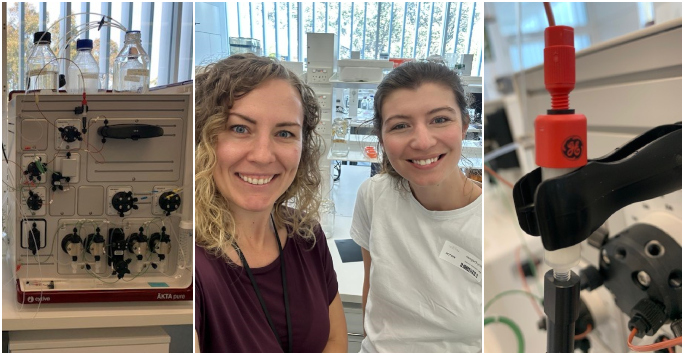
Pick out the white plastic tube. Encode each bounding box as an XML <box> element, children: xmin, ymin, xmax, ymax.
<box><xmin>541</xmin><ymin>167</ymin><xmax>582</xmax><ymax>281</ymax></box>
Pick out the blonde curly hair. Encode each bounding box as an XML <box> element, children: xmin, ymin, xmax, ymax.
<box><xmin>195</xmin><ymin>53</ymin><xmax>322</xmax><ymax>262</ymax></box>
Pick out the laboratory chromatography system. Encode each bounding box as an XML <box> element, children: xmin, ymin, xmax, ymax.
<box><xmin>3</xmin><ymin>92</ymin><xmax>193</xmax><ymax>304</ymax></box>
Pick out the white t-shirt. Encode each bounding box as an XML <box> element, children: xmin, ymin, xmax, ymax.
<box><xmin>350</xmin><ymin>174</ymin><xmax>482</xmax><ymax>353</ymax></box>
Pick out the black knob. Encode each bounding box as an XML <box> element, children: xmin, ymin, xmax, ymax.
<box><xmin>27</xmin><ymin>191</ymin><xmax>43</xmax><ymax>211</ymax></box>
<box><xmin>24</xmin><ymin>160</ymin><xmax>45</xmax><ymax>182</ymax></box>
<box><xmin>28</xmin><ymin>224</ymin><xmax>41</xmax><ymax>255</ymax></box>
<box><xmin>59</xmin><ymin>125</ymin><xmax>82</xmax><ymax>143</ymax></box>
<box><xmin>127</xmin><ymin>232</ymin><xmax>148</xmax><ymax>253</ymax></box>
<box><xmin>111</xmin><ymin>191</ymin><xmax>138</xmax><ymax>217</ymax></box>
<box><xmin>112</xmin><ymin>259</ymin><xmax>131</xmax><ymax>279</ymax></box>
<box><xmin>159</xmin><ymin>191</ymin><xmax>181</xmax><ymax>216</ymax></box>
<box><xmin>61</xmin><ymin>231</ymin><xmax>82</xmax><ymax>254</ymax></box>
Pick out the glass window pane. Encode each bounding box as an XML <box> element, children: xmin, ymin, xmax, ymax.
<box><xmin>389</xmin><ymin>3</ymin><xmax>405</xmax><ymax>58</ymax></box>
<box><xmin>339</xmin><ymin>2</ymin><xmax>352</xmax><ymax>59</ymax></box>
<box><xmin>363</xmin><ymin>2</ymin><xmax>377</xmax><ymax>59</ymax></box>
<box><xmin>86</xmin><ymin>2</ymin><xmax>102</xmax><ymax>42</ymax></box>
<box><xmin>150</xmin><ymin>3</ymin><xmax>162</xmax><ymax>86</ymax></box>
<box><xmin>132</xmin><ymin>2</ymin><xmax>142</xmax><ymax>32</ymax></box>
<box><xmin>5</xmin><ymin>2</ymin><xmax>41</xmax><ymax>90</ymax></box>
<box><xmin>264</xmin><ymin>3</ymin><xmax>275</xmax><ymax>57</ymax></box>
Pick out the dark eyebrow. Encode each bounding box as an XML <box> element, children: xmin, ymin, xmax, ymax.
<box><xmin>229</xmin><ymin>113</ymin><xmax>301</xmax><ymax>128</ymax></box>
<box><xmin>385</xmin><ymin>106</ymin><xmax>457</xmax><ymax>124</ymax></box>
<box><xmin>427</xmin><ymin>106</ymin><xmax>457</xmax><ymax>115</ymax></box>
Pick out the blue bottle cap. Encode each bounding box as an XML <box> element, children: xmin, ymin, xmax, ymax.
<box><xmin>76</xmin><ymin>39</ymin><xmax>93</xmax><ymax>50</ymax></box>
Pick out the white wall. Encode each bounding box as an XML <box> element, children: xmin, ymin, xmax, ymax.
<box><xmin>655</xmin><ymin>2</ymin><xmax>682</xmax><ymax>24</ymax></box>
<box><xmin>585</xmin><ymin>3</ymin><xmax>641</xmax><ymax>44</ymax></box>
<box><xmin>483</xmin><ymin>2</ymin><xmax>671</xmax><ymax>104</ymax></box>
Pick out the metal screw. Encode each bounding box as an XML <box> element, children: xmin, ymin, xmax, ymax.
<box><xmin>670</xmin><ymin>277</ymin><xmax>682</xmax><ymax>288</ymax></box>
<box><xmin>637</xmin><ymin>271</ymin><xmax>651</xmax><ymax>287</ymax></box>
<box><xmin>601</xmin><ymin>249</ymin><xmax>611</xmax><ymax>265</ymax></box>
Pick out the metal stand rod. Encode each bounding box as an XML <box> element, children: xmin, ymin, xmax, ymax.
<box><xmin>544</xmin><ymin>269</ymin><xmax>580</xmax><ymax>353</ymax></box>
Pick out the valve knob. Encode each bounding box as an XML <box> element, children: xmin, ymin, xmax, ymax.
<box><xmin>24</xmin><ymin>160</ymin><xmax>46</xmax><ymax>182</ymax></box>
<box><xmin>159</xmin><ymin>191</ymin><xmax>181</xmax><ymax>216</ymax></box>
<box><xmin>112</xmin><ymin>191</ymin><xmax>138</xmax><ymax>217</ymax></box>
<box><xmin>26</xmin><ymin>191</ymin><xmax>43</xmax><ymax>211</ymax></box>
<box><xmin>58</xmin><ymin>125</ymin><xmax>82</xmax><ymax>143</ymax></box>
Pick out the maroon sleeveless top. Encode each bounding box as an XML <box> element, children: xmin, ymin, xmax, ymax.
<box><xmin>195</xmin><ymin>225</ymin><xmax>338</xmax><ymax>352</ymax></box>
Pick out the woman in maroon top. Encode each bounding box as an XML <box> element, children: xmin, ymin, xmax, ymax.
<box><xmin>194</xmin><ymin>54</ymin><xmax>347</xmax><ymax>352</ymax></box>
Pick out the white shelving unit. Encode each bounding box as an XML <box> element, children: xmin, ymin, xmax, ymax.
<box><xmin>326</xmin><ymin>74</ymin><xmax>483</xmax><ymax>169</ymax></box>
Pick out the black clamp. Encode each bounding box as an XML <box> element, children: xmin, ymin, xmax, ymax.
<box><xmin>513</xmin><ymin>123</ymin><xmax>682</xmax><ymax>251</ymax></box>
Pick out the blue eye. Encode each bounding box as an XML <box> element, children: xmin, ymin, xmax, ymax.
<box><xmin>277</xmin><ymin>131</ymin><xmax>295</xmax><ymax>138</ymax></box>
<box><xmin>230</xmin><ymin>125</ymin><xmax>248</xmax><ymax>134</ymax></box>
<box><xmin>433</xmin><ymin>116</ymin><xmax>451</xmax><ymax>124</ymax></box>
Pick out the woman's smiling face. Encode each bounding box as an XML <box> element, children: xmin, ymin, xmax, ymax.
<box><xmin>213</xmin><ymin>79</ymin><xmax>304</xmax><ymax>214</ymax></box>
<box><xmin>380</xmin><ymin>82</ymin><xmax>467</xmax><ymax>188</ymax></box>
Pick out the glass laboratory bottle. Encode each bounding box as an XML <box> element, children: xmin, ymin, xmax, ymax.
<box><xmin>67</xmin><ymin>39</ymin><xmax>100</xmax><ymax>94</ymax></box>
<box><xmin>112</xmin><ymin>31</ymin><xmax>150</xmax><ymax>93</ymax></box>
<box><xmin>331</xmin><ymin>117</ymin><xmax>350</xmax><ymax>157</ymax></box>
<box><xmin>367</xmin><ymin>94</ymin><xmax>375</xmax><ymax>119</ymax></box>
<box><xmin>26</xmin><ymin>31</ymin><xmax>58</xmax><ymax>92</ymax></box>
<box><xmin>320</xmin><ymin>199</ymin><xmax>336</xmax><ymax>239</ymax></box>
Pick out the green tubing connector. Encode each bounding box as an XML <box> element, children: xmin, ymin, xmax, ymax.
<box><xmin>484</xmin><ymin>316</ymin><xmax>525</xmax><ymax>353</ymax></box>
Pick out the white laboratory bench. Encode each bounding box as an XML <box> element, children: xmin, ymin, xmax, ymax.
<box><xmin>326</xmin><ymin>134</ymin><xmax>483</xmax><ymax>169</ymax></box>
<box><xmin>2</xmin><ymin>282</ymin><xmax>193</xmax><ymax>331</ymax></box>
<box><xmin>326</xmin><ymin>164</ymin><xmax>371</xmax><ymax>351</ymax></box>
<box><xmin>2</xmin><ymin>265</ymin><xmax>193</xmax><ymax>352</ymax></box>
<box><xmin>326</xmin><ymin>215</ymin><xmax>364</xmax><ymax>304</ymax></box>
<box><xmin>326</xmin><ymin>163</ymin><xmax>367</xmax><ymax>305</ymax></box>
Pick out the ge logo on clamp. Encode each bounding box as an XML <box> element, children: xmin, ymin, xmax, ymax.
<box><xmin>562</xmin><ymin>136</ymin><xmax>583</xmax><ymax>160</ymax></box>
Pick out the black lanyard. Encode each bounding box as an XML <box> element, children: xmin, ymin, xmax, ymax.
<box><xmin>234</xmin><ymin>215</ymin><xmax>292</xmax><ymax>353</ymax></box>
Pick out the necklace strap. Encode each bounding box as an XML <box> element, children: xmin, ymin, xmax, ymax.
<box><xmin>233</xmin><ymin>214</ymin><xmax>292</xmax><ymax>352</ymax></box>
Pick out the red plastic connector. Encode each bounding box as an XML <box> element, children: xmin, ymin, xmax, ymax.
<box><xmin>535</xmin><ymin>25</ymin><xmax>587</xmax><ymax>168</ymax></box>
<box><xmin>544</xmin><ymin>26</ymin><xmax>575</xmax><ymax>110</ymax></box>
<box><xmin>535</xmin><ymin>113</ymin><xmax>586</xmax><ymax>167</ymax></box>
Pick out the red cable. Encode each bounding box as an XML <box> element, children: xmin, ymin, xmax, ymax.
<box><xmin>544</xmin><ymin>2</ymin><xmax>556</xmax><ymax>26</ymax></box>
<box><xmin>575</xmin><ymin>324</ymin><xmax>592</xmax><ymax>340</ymax></box>
<box><xmin>484</xmin><ymin>165</ymin><xmax>514</xmax><ymax>189</ymax></box>
<box><xmin>628</xmin><ymin>328</ymin><xmax>682</xmax><ymax>352</ymax></box>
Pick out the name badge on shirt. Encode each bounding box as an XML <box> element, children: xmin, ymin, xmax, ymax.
<box><xmin>439</xmin><ymin>241</ymin><xmax>482</xmax><ymax>283</ymax></box>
